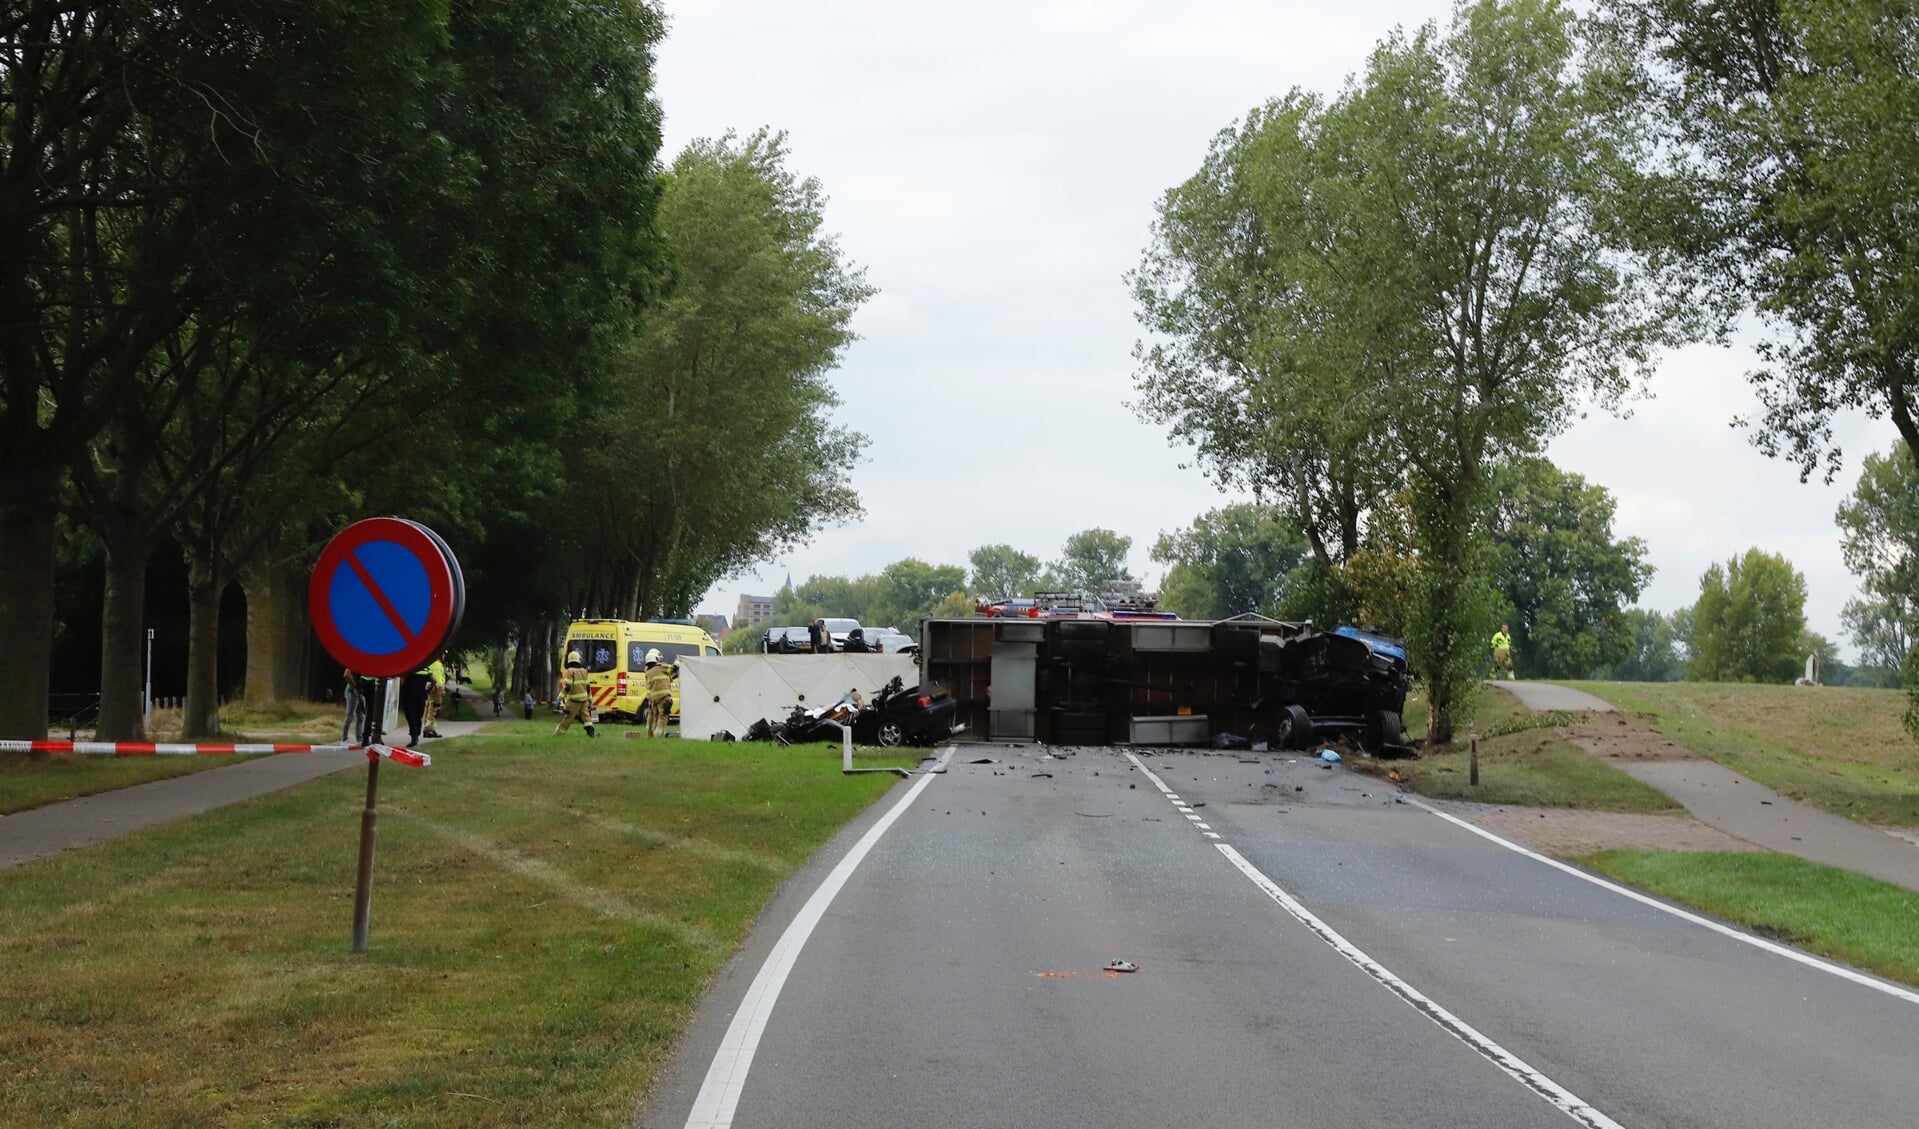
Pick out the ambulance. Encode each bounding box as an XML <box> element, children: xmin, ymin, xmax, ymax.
<box><xmin>563</xmin><ymin>619</ymin><xmax>721</xmax><ymax>723</ymax></box>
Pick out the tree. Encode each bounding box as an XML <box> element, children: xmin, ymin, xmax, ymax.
<box><xmin>1488</xmin><ymin>458</ymin><xmax>1653</xmax><ymax>678</ymax></box>
<box><xmin>566</xmin><ymin>130</ymin><xmax>867</xmax><ymax>622</ymax></box>
<box><xmin>1595</xmin><ymin>0</ymin><xmax>1919</xmax><ymax>479</ymax></box>
<box><xmin>1136</xmin><ymin>0</ymin><xmax>1689</xmax><ymax>741</ymax></box>
<box><xmin>1608</xmin><ymin>608</ymin><xmax>1684</xmax><ymax>682</ymax></box>
<box><xmin>1150</xmin><ymin>504</ymin><xmax>1309</xmax><ymax>620</ymax></box>
<box><xmin>1835</xmin><ymin>443</ymin><xmax>1919</xmax><ymax>670</ymax></box>
<box><xmin>968</xmin><ymin>544</ymin><xmax>1043</xmax><ymax>599</ymax></box>
<box><xmin>1689</xmin><ymin>549</ymin><xmax>1808</xmax><ymax>683</ymax></box>
<box><xmin>1052</xmin><ymin>529</ymin><xmax>1133</xmax><ymax>594</ymax></box>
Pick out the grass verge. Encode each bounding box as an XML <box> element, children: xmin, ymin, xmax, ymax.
<box><xmin>1578</xmin><ymin>849</ymin><xmax>1919</xmax><ymax>989</ymax></box>
<box><xmin>1382</xmin><ymin>689</ymin><xmax>1677</xmax><ymax>813</ymax></box>
<box><xmin>0</xmin><ymin>731</ymin><xmax>904</xmax><ymax>1127</ymax></box>
<box><xmin>1565</xmin><ymin>681</ymin><xmax>1919</xmax><ymax>828</ymax></box>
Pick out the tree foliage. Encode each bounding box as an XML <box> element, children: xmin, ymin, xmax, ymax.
<box><xmin>1489</xmin><ymin>458</ymin><xmax>1652</xmax><ymax>678</ymax></box>
<box><xmin>1134</xmin><ymin>0</ymin><xmax>1688</xmax><ymax>741</ymax></box>
<box><xmin>1689</xmin><ymin>548</ymin><xmax>1809</xmax><ymax>683</ymax></box>
<box><xmin>1595</xmin><ymin>0</ymin><xmax>1919</xmax><ymax>477</ymax></box>
<box><xmin>1051</xmin><ymin>528</ymin><xmax>1134</xmax><ymax>594</ymax></box>
<box><xmin>561</xmin><ymin>130</ymin><xmax>868</xmax><ymax>621</ymax></box>
<box><xmin>968</xmin><ymin>544</ymin><xmax>1044</xmax><ymax>599</ymax></box>
<box><xmin>1607</xmin><ymin>607</ymin><xmax>1685</xmax><ymax>682</ymax></box>
<box><xmin>1152</xmin><ymin>504</ymin><xmax>1309</xmax><ymax>620</ymax></box>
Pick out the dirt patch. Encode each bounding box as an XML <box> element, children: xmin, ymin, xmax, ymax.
<box><xmin>1565</xmin><ymin>713</ymin><xmax>1694</xmax><ymax>763</ymax></box>
<box><xmin>1452</xmin><ymin>802</ymin><xmax>1759</xmax><ymax>855</ymax></box>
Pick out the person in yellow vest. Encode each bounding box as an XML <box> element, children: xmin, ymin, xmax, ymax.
<box><xmin>555</xmin><ymin>651</ymin><xmax>596</xmax><ymax>737</ymax></box>
<box><xmin>422</xmin><ymin>652</ymin><xmax>448</xmax><ymax>738</ymax></box>
<box><xmin>1490</xmin><ymin>624</ymin><xmax>1514</xmax><ymax>680</ymax></box>
<box><xmin>643</xmin><ymin>648</ymin><xmax>674</xmax><ymax>738</ymax></box>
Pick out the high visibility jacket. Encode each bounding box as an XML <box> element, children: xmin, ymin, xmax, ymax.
<box><xmin>428</xmin><ymin>660</ymin><xmax>446</xmax><ymax>687</ymax></box>
<box><xmin>644</xmin><ymin>665</ymin><xmax>673</xmax><ymax>699</ymax></box>
<box><xmin>1491</xmin><ymin>631</ymin><xmax>1512</xmax><ymax>651</ymax></box>
<box><xmin>561</xmin><ymin>662</ymin><xmax>592</xmax><ymax>702</ymax></box>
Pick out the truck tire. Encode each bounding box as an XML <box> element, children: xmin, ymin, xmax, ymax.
<box><xmin>1277</xmin><ymin>704</ymin><xmax>1314</xmax><ymax>750</ymax></box>
<box><xmin>1365</xmin><ymin>710</ymin><xmax>1402</xmax><ymax>752</ymax></box>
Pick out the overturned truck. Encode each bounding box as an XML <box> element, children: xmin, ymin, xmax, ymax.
<box><xmin>920</xmin><ymin>616</ymin><xmax>1409</xmax><ymax>752</ymax></box>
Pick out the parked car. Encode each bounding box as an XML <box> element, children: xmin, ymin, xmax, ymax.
<box><xmin>762</xmin><ymin>626</ymin><xmax>813</xmax><ymax>653</ymax></box>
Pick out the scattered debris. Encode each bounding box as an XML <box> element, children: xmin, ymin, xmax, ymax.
<box><xmin>1075</xmin><ymin>812</ymin><xmax>1111</xmax><ymax>818</ymax></box>
<box><xmin>1104</xmin><ymin>960</ymin><xmax>1139</xmax><ymax>973</ymax></box>
<box><xmin>966</xmin><ymin>757</ymin><xmax>997</xmax><ymax>764</ymax></box>
<box><xmin>1032</xmin><ymin>772</ymin><xmax>1054</xmax><ymax>779</ymax></box>
<box><xmin>1318</xmin><ymin>749</ymin><xmax>1341</xmax><ymax>764</ymax></box>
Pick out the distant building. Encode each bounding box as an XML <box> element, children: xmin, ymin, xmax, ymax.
<box><xmin>696</xmin><ymin>614</ymin><xmax>730</xmax><ymax>638</ymax></box>
<box><xmin>736</xmin><ymin>593</ymin><xmax>774</xmax><ymax>629</ymax></box>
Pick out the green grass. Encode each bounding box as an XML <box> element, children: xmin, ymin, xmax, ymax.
<box><xmin>1579</xmin><ymin>849</ymin><xmax>1919</xmax><ymax>988</ymax></box>
<box><xmin>1383</xmin><ymin>688</ymin><xmax>1677</xmax><ymax>812</ymax></box>
<box><xmin>0</xmin><ymin>732</ymin><xmax>902</xmax><ymax>1126</ymax></box>
<box><xmin>1565</xmin><ymin>681</ymin><xmax>1919</xmax><ymax>828</ymax></box>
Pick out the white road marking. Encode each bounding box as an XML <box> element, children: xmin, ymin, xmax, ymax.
<box><xmin>1124</xmin><ymin>750</ymin><xmax>1626</xmax><ymax>1129</ymax></box>
<box><xmin>1409</xmin><ymin>799</ymin><xmax>1919</xmax><ymax>1008</ymax></box>
<box><xmin>1215</xmin><ymin>843</ymin><xmax>1627</xmax><ymax>1129</ymax></box>
<box><xmin>683</xmin><ymin>750</ymin><xmax>953</xmax><ymax>1129</ymax></box>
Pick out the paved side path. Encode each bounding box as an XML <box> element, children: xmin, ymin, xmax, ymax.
<box><xmin>0</xmin><ymin>720</ymin><xmax>488</xmax><ymax>870</ymax></box>
<box><xmin>1492</xmin><ymin>683</ymin><xmax>1919</xmax><ymax>893</ymax></box>
<box><xmin>1616</xmin><ymin>758</ymin><xmax>1919</xmax><ymax>894</ymax></box>
<box><xmin>1489</xmin><ymin>679</ymin><xmax>1615</xmax><ymax>712</ymax></box>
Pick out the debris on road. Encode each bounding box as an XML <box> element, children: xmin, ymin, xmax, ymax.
<box><xmin>1104</xmin><ymin>960</ymin><xmax>1139</xmax><ymax>973</ymax></box>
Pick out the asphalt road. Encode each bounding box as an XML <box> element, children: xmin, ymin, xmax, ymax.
<box><xmin>638</xmin><ymin>746</ymin><xmax>1919</xmax><ymax>1129</ymax></box>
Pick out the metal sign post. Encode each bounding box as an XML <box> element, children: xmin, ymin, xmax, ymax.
<box><xmin>351</xmin><ymin>675</ymin><xmax>387</xmax><ymax>953</ymax></box>
<box><xmin>310</xmin><ymin>517</ymin><xmax>463</xmax><ymax>954</ymax></box>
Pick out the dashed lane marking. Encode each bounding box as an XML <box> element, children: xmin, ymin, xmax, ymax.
<box><xmin>1123</xmin><ymin>750</ymin><xmax>1627</xmax><ymax>1129</ymax></box>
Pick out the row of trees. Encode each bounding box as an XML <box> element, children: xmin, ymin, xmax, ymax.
<box><xmin>1130</xmin><ymin>0</ymin><xmax>1919</xmax><ymax>741</ymax></box>
<box><xmin>4</xmin><ymin>4</ymin><xmax>868</xmax><ymax>739</ymax></box>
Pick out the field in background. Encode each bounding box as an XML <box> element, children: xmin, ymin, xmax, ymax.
<box><xmin>1566</xmin><ymin>682</ymin><xmax>1919</xmax><ymax>828</ymax></box>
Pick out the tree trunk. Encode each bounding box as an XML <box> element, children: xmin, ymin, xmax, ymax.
<box><xmin>241</xmin><ymin>562</ymin><xmax>278</xmax><ymax>707</ymax></box>
<box><xmin>0</xmin><ymin>484</ymin><xmax>58</xmax><ymax>741</ymax></box>
<box><xmin>183</xmin><ymin>552</ymin><xmax>227</xmax><ymax>738</ymax></box>
<box><xmin>95</xmin><ymin>541</ymin><xmax>150</xmax><ymax>740</ymax></box>
<box><xmin>242</xmin><ymin>557</ymin><xmax>312</xmax><ymax>706</ymax></box>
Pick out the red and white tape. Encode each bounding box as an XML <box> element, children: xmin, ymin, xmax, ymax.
<box><xmin>1</xmin><ymin>739</ymin><xmax>429</xmax><ymax>767</ymax></box>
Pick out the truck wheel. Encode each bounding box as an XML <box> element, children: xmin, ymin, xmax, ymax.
<box><xmin>1366</xmin><ymin>710</ymin><xmax>1402</xmax><ymax>752</ymax></box>
<box><xmin>1277</xmin><ymin>705</ymin><xmax>1314</xmax><ymax>750</ymax></box>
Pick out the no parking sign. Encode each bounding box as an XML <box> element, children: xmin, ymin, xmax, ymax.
<box><xmin>309</xmin><ymin>517</ymin><xmax>465</xmax><ymax>677</ymax></box>
<box><xmin>309</xmin><ymin>516</ymin><xmax>464</xmax><ymax>953</ymax></box>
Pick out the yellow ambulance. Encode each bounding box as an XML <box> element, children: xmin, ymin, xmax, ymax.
<box><xmin>563</xmin><ymin>619</ymin><xmax>721</xmax><ymax>723</ymax></box>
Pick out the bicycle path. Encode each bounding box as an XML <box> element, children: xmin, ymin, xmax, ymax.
<box><xmin>1490</xmin><ymin>682</ymin><xmax>1919</xmax><ymax>893</ymax></box>
<box><xmin>0</xmin><ymin>719</ymin><xmax>488</xmax><ymax>870</ymax></box>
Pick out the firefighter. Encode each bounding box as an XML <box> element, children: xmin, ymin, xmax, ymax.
<box><xmin>422</xmin><ymin>651</ymin><xmax>448</xmax><ymax>737</ymax></box>
<box><xmin>643</xmin><ymin>648</ymin><xmax>674</xmax><ymax>738</ymax></box>
<box><xmin>1490</xmin><ymin>623</ymin><xmax>1514</xmax><ymax>680</ymax></box>
<box><xmin>555</xmin><ymin>650</ymin><xmax>596</xmax><ymax>737</ymax></box>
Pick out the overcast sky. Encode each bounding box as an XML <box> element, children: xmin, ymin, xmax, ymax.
<box><xmin>661</xmin><ymin>0</ymin><xmax>1891</xmax><ymax>656</ymax></box>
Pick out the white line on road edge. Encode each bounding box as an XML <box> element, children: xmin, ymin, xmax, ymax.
<box><xmin>1122</xmin><ymin>751</ymin><xmax>1624</xmax><ymax>1129</ymax></box>
<box><xmin>683</xmin><ymin>748</ymin><xmax>952</xmax><ymax>1129</ymax></box>
<box><xmin>1215</xmin><ymin>844</ymin><xmax>1627</xmax><ymax>1129</ymax></box>
<box><xmin>1409</xmin><ymin>799</ymin><xmax>1919</xmax><ymax>1008</ymax></box>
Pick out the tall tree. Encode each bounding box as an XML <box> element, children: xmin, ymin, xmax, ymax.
<box><xmin>1137</xmin><ymin>0</ymin><xmax>1690</xmax><ymax>741</ymax></box>
<box><xmin>1596</xmin><ymin>0</ymin><xmax>1919</xmax><ymax>479</ymax></box>
<box><xmin>1052</xmin><ymin>529</ymin><xmax>1134</xmax><ymax>594</ymax></box>
<box><xmin>1689</xmin><ymin>548</ymin><xmax>1809</xmax><ymax>682</ymax></box>
<box><xmin>1608</xmin><ymin>607</ymin><xmax>1684</xmax><ymax>682</ymax></box>
<box><xmin>1835</xmin><ymin>443</ymin><xmax>1919</xmax><ymax>669</ymax></box>
<box><xmin>1488</xmin><ymin>458</ymin><xmax>1653</xmax><ymax>678</ymax></box>
<box><xmin>571</xmin><ymin>130</ymin><xmax>867</xmax><ymax>622</ymax></box>
<box><xmin>1150</xmin><ymin>503</ymin><xmax>1309</xmax><ymax>620</ymax></box>
<box><xmin>968</xmin><ymin>544</ymin><xmax>1044</xmax><ymax>599</ymax></box>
